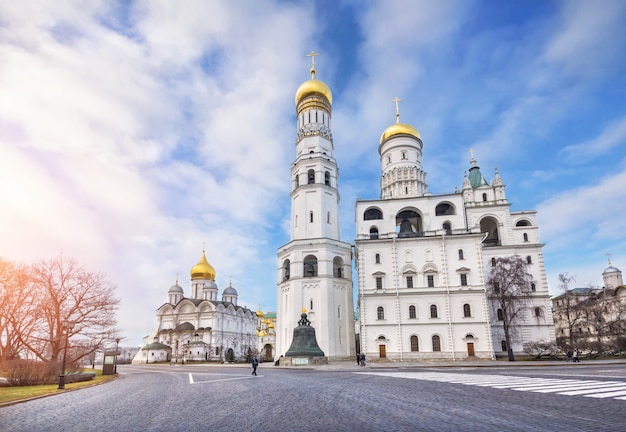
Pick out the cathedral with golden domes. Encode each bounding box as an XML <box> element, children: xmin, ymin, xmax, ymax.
<box><xmin>133</xmin><ymin>250</ymin><xmax>261</xmax><ymax>364</ymax></box>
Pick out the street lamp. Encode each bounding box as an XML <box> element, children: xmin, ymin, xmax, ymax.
<box><xmin>114</xmin><ymin>338</ymin><xmax>121</xmax><ymax>374</ymax></box>
<box><xmin>58</xmin><ymin>320</ymin><xmax>73</xmax><ymax>390</ymax></box>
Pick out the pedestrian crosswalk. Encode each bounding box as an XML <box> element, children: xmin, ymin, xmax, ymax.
<box><xmin>356</xmin><ymin>371</ymin><xmax>626</xmax><ymax>401</ymax></box>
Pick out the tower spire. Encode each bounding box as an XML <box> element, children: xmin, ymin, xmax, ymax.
<box><xmin>392</xmin><ymin>97</ymin><xmax>403</xmax><ymax>124</ymax></box>
<box><xmin>306</xmin><ymin>51</ymin><xmax>319</xmax><ymax>79</ymax></box>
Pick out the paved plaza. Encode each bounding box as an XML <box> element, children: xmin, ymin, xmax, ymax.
<box><xmin>1</xmin><ymin>359</ymin><xmax>626</xmax><ymax>431</ymax></box>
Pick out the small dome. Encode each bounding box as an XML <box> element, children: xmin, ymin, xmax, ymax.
<box><xmin>168</xmin><ymin>282</ymin><xmax>183</xmax><ymax>293</ymax></box>
<box><xmin>295</xmin><ymin>79</ymin><xmax>332</xmax><ymax>106</ymax></box>
<box><xmin>223</xmin><ymin>285</ymin><xmax>238</xmax><ymax>296</ymax></box>
<box><xmin>603</xmin><ymin>265</ymin><xmax>621</xmax><ymax>275</ymax></box>
<box><xmin>268</xmin><ymin>322</ymin><xmax>275</xmax><ymax>329</ymax></box>
<box><xmin>202</xmin><ymin>280</ymin><xmax>218</xmax><ymax>290</ymax></box>
<box><xmin>190</xmin><ymin>251</ymin><xmax>216</xmax><ymax>281</ymax></box>
<box><xmin>256</xmin><ymin>306</ymin><xmax>265</xmax><ymax>317</ymax></box>
<box><xmin>380</xmin><ymin>122</ymin><xmax>421</xmax><ymax>144</ymax></box>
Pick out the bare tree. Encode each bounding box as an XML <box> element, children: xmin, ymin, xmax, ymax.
<box><xmin>0</xmin><ymin>258</ymin><xmax>39</xmax><ymax>362</ymax></box>
<box><xmin>555</xmin><ymin>273</ymin><xmax>585</xmax><ymax>350</ymax></box>
<box><xmin>19</xmin><ymin>254</ymin><xmax>121</xmax><ymax>364</ymax></box>
<box><xmin>486</xmin><ymin>256</ymin><xmax>533</xmax><ymax>361</ymax></box>
<box><xmin>577</xmin><ymin>289</ymin><xmax>624</xmax><ymax>355</ymax></box>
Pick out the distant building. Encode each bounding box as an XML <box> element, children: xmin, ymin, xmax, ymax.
<box><xmin>552</xmin><ymin>259</ymin><xmax>626</xmax><ymax>353</ymax></box>
<box><xmin>256</xmin><ymin>308</ymin><xmax>276</xmax><ymax>362</ymax></box>
<box><xmin>133</xmin><ymin>250</ymin><xmax>257</xmax><ymax>364</ymax></box>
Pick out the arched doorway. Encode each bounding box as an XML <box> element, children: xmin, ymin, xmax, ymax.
<box><xmin>263</xmin><ymin>344</ymin><xmax>273</xmax><ymax>361</ymax></box>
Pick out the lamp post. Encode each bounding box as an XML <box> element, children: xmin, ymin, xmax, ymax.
<box><xmin>58</xmin><ymin>321</ymin><xmax>73</xmax><ymax>390</ymax></box>
<box><xmin>114</xmin><ymin>338</ymin><xmax>120</xmax><ymax>374</ymax></box>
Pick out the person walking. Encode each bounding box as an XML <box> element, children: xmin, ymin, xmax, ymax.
<box><xmin>251</xmin><ymin>357</ymin><xmax>259</xmax><ymax>375</ymax></box>
<box><xmin>566</xmin><ymin>350</ymin><xmax>572</xmax><ymax>362</ymax></box>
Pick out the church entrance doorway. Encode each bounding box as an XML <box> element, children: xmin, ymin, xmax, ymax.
<box><xmin>263</xmin><ymin>344</ymin><xmax>273</xmax><ymax>361</ymax></box>
<box><xmin>467</xmin><ymin>342</ymin><xmax>475</xmax><ymax>357</ymax></box>
<box><xmin>379</xmin><ymin>345</ymin><xmax>386</xmax><ymax>358</ymax></box>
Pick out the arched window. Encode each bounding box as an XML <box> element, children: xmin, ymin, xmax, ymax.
<box><xmin>409</xmin><ymin>305</ymin><xmax>416</xmax><ymax>319</ymax></box>
<box><xmin>375</xmin><ymin>253</ymin><xmax>381</xmax><ymax>264</ymax></box>
<box><xmin>463</xmin><ymin>304</ymin><xmax>471</xmax><ymax>318</ymax></box>
<box><xmin>432</xmin><ymin>335</ymin><xmax>441</xmax><ymax>352</ymax></box>
<box><xmin>401</xmin><ymin>151</ymin><xmax>407</xmax><ymax>160</ymax></box>
<box><xmin>369</xmin><ymin>227</ymin><xmax>379</xmax><ymax>240</ymax></box>
<box><xmin>458</xmin><ymin>249</ymin><xmax>464</xmax><ymax>260</ymax></box>
<box><xmin>501</xmin><ymin>340</ymin><xmax>507</xmax><ymax>351</ymax></box>
<box><xmin>516</xmin><ymin>220</ymin><xmax>531</xmax><ymax>227</ymax></box>
<box><xmin>333</xmin><ymin>257</ymin><xmax>344</xmax><ymax>278</ymax></box>
<box><xmin>324</xmin><ymin>171</ymin><xmax>330</xmax><ymax>186</ymax></box>
<box><xmin>531</xmin><ymin>283</ymin><xmax>536</xmax><ymax>292</ymax></box>
<box><xmin>482</xmin><ymin>193</ymin><xmax>488</xmax><ymax>202</ymax></box>
<box><xmin>309</xmin><ymin>211</ymin><xmax>314</xmax><ymax>223</ymax></box>
<box><xmin>377</xmin><ymin>307</ymin><xmax>385</xmax><ymax>320</ymax></box>
<box><xmin>435</xmin><ymin>203</ymin><xmax>455</xmax><ymax>216</ymax></box>
<box><xmin>303</xmin><ymin>255</ymin><xmax>318</xmax><ymax>277</ymax></box>
<box><xmin>410</xmin><ymin>335</ymin><xmax>419</xmax><ymax>352</ymax></box>
<box><xmin>282</xmin><ymin>259</ymin><xmax>290</xmax><ymax>281</ymax></box>
<box><xmin>430</xmin><ymin>305</ymin><xmax>438</xmax><ymax>318</ymax></box>
<box><xmin>294</xmin><ymin>174</ymin><xmax>299</xmax><ymax>187</ymax></box>
<box><xmin>523</xmin><ymin>233</ymin><xmax>529</xmax><ymax>242</ymax></box>
<box><xmin>307</xmin><ymin>169</ymin><xmax>315</xmax><ymax>184</ymax></box>
<box><xmin>491</xmin><ymin>257</ymin><xmax>496</xmax><ymax>267</ymax></box>
<box><xmin>327</xmin><ymin>211</ymin><xmax>330</xmax><ymax>224</ymax></box>
<box><xmin>526</xmin><ymin>256</ymin><xmax>532</xmax><ymax>264</ymax></box>
<box><xmin>534</xmin><ymin>307</ymin><xmax>543</xmax><ymax>317</ymax></box>
<box><xmin>497</xmin><ymin>309</ymin><xmax>504</xmax><ymax>321</ymax></box>
<box><xmin>443</xmin><ymin>222</ymin><xmax>451</xmax><ymax>235</ymax></box>
<box><xmin>310</xmin><ymin>299</ymin><xmax>313</xmax><ymax>310</ymax></box>
<box><xmin>364</xmin><ymin>208</ymin><xmax>383</xmax><ymax>220</ymax></box>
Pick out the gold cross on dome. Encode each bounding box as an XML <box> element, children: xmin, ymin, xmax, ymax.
<box><xmin>607</xmin><ymin>253</ymin><xmax>612</xmax><ymax>266</ymax></box>
<box><xmin>306</xmin><ymin>51</ymin><xmax>320</xmax><ymax>78</ymax></box>
<box><xmin>392</xmin><ymin>97</ymin><xmax>403</xmax><ymax>123</ymax></box>
<box><xmin>469</xmin><ymin>148</ymin><xmax>475</xmax><ymax>161</ymax></box>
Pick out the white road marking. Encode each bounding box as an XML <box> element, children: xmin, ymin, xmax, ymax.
<box><xmin>188</xmin><ymin>372</ymin><xmax>261</xmax><ymax>384</ymax></box>
<box><xmin>356</xmin><ymin>371</ymin><xmax>626</xmax><ymax>401</ymax></box>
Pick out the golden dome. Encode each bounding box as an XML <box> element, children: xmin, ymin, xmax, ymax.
<box><xmin>295</xmin><ymin>78</ymin><xmax>332</xmax><ymax>106</ymax></box>
<box><xmin>380</xmin><ymin>122</ymin><xmax>421</xmax><ymax>144</ymax></box>
<box><xmin>256</xmin><ymin>305</ymin><xmax>264</xmax><ymax>318</ymax></box>
<box><xmin>268</xmin><ymin>322</ymin><xmax>275</xmax><ymax>329</ymax></box>
<box><xmin>190</xmin><ymin>251</ymin><xmax>216</xmax><ymax>281</ymax></box>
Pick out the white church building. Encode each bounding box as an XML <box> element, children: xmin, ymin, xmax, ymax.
<box><xmin>133</xmin><ymin>251</ymin><xmax>258</xmax><ymax>364</ymax></box>
<box><xmin>355</xmin><ymin>107</ymin><xmax>556</xmax><ymax>360</ymax></box>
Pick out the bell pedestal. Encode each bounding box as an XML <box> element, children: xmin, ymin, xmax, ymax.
<box><xmin>281</xmin><ymin>312</ymin><xmax>328</xmax><ymax>366</ymax></box>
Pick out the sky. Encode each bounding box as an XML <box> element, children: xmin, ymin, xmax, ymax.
<box><xmin>2</xmin><ymin>0</ymin><xmax>626</xmax><ymax>347</ymax></box>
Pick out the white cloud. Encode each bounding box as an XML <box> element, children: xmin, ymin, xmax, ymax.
<box><xmin>559</xmin><ymin>115</ymin><xmax>626</xmax><ymax>163</ymax></box>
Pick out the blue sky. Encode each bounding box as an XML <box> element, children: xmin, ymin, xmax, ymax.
<box><xmin>1</xmin><ymin>0</ymin><xmax>625</xmax><ymax>346</ymax></box>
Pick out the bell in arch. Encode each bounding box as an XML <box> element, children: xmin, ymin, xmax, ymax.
<box><xmin>398</xmin><ymin>218</ymin><xmax>415</xmax><ymax>238</ymax></box>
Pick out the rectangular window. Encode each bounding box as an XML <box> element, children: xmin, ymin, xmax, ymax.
<box><xmin>460</xmin><ymin>274</ymin><xmax>468</xmax><ymax>286</ymax></box>
<box><xmin>407</xmin><ymin>276</ymin><xmax>413</xmax><ymax>288</ymax></box>
<box><xmin>376</xmin><ymin>277</ymin><xmax>383</xmax><ymax>290</ymax></box>
<box><xmin>427</xmin><ymin>275</ymin><xmax>434</xmax><ymax>287</ymax></box>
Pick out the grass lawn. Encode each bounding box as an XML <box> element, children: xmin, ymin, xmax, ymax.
<box><xmin>0</xmin><ymin>369</ymin><xmax>116</xmax><ymax>405</ymax></box>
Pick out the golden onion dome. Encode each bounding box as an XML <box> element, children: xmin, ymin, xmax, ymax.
<box><xmin>268</xmin><ymin>322</ymin><xmax>275</xmax><ymax>329</ymax></box>
<box><xmin>380</xmin><ymin>122</ymin><xmax>421</xmax><ymax>144</ymax></box>
<box><xmin>295</xmin><ymin>78</ymin><xmax>332</xmax><ymax>106</ymax></box>
<box><xmin>190</xmin><ymin>251</ymin><xmax>216</xmax><ymax>281</ymax></box>
<box><xmin>256</xmin><ymin>305</ymin><xmax>265</xmax><ymax>318</ymax></box>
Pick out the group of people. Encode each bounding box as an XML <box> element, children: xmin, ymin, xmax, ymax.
<box><xmin>356</xmin><ymin>353</ymin><xmax>366</xmax><ymax>366</ymax></box>
<box><xmin>566</xmin><ymin>349</ymin><xmax>580</xmax><ymax>362</ymax></box>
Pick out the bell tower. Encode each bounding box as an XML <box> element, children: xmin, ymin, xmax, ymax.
<box><xmin>276</xmin><ymin>53</ymin><xmax>355</xmax><ymax>360</ymax></box>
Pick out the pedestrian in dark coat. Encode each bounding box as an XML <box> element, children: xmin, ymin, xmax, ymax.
<box><xmin>252</xmin><ymin>357</ymin><xmax>259</xmax><ymax>375</ymax></box>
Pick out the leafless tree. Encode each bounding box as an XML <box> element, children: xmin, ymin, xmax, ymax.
<box><xmin>486</xmin><ymin>256</ymin><xmax>533</xmax><ymax>361</ymax></box>
<box><xmin>0</xmin><ymin>258</ymin><xmax>39</xmax><ymax>362</ymax></box>
<box><xmin>555</xmin><ymin>273</ymin><xmax>585</xmax><ymax>350</ymax></box>
<box><xmin>19</xmin><ymin>254</ymin><xmax>121</xmax><ymax>365</ymax></box>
